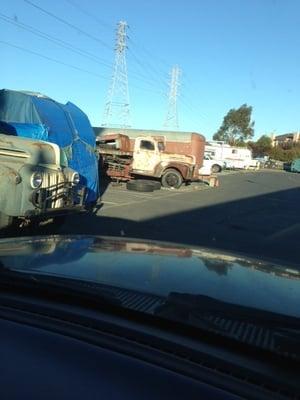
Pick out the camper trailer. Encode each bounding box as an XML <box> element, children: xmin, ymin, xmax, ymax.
<box><xmin>205</xmin><ymin>141</ymin><xmax>259</xmax><ymax>169</ymax></box>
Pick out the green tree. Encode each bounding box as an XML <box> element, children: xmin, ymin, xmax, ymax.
<box><xmin>249</xmin><ymin>135</ymin><xmax>272</xmax><ymax>157</ymax></box>
<box><xmin>269</xmin><ymin>144</ymin><xmax>300</xmax><ymax>162</ymax></box>
<box><xmin>213</xmin><ymin>104</ymin><xmax>254</xmax><ymax>145</ymax></box>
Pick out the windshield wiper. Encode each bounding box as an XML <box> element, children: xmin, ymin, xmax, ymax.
<box><xmin>0</xmin><ymin>266</ymin><xmax>121</xmax><ymax>310</ymax></box>
<box><xmin>155</xmin><ymin>292</ymin><xmax>300</xmax><ymax>360</ymax></box>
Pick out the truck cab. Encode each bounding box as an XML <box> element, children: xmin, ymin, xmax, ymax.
<box><xmin>0</xmin><ymin>134</ymin><xmax>85</xmax><ymax>230</ymax></box>
<box><xmin>131</xmin><ymin>136</ymin><xmax>196</xmax><ymax>188</ymax></box>
<box><xmin>131</xmin><ymin>137</ymin><xmax>163</xmax><ymax>174</ymax></box>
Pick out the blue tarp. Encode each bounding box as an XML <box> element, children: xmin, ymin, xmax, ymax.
<box><xmin>0</xmin><ymin>89</ymin><xmax>99</xmax><ymax>204</ymax></box>
<box><xmin>8</xmin><ymin>123</ymin><xmax>48</xmax><ymax>141</ymax></box>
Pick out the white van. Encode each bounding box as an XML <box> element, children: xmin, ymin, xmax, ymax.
<box><xmin>205</xmin><ymin>141</ymin><xmax>259</xmax><ymax>170</ymax></box>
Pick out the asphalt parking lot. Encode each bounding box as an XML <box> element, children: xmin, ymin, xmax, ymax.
<box><xmin>58</xmin><ymin>169</ymin><xmax>300</xmax><ymax>266</ymax></box>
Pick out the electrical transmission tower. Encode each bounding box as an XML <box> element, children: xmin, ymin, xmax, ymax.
<box><xmin>164</xmin><ymin>65</ymin><xmax>181</xmax><ymax>129</ymax></box>
<box><xmin>102</xmin><ymin>21</ymin><xmax>131</xmax><ymax>128</ymax></box>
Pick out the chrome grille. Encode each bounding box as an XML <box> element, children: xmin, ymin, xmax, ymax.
<box><xmin>41</xmin><ymin>170</ymin><xmax>66</xmax><ymax>209</ymax></box>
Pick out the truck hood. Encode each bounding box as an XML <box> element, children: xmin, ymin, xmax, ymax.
<box><xmin>0</xmin><ymin>134</ymin><xmax>60</xmax><ymax>167</ymax></box>
<box><xmin>0</xmin><ymin>235</ymin><xmax>299</xmax><ymax>319</ymax></box>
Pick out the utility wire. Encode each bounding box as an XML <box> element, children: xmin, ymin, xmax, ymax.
<box><xmin>64</xmin><ymin>0</ymin><xmax>111</xmax><ymax>30</ymax></box>
<box><xmin>128</xmin><ymin>49</ymin><xmax>168</xmax><ymax>88</ymax></box>
<box><xmin>181</xmin><ymin>92</ymin><xmax>209</xmax><ymax>122</ymax></box>
<box><xmin>0</xmin><ymin>13</ymin><xmax>163</xmax><ymax>90</ymax></box>
<box><xmin>0</xmin><ymin>13</ymin><xmax>112</xmax><ymax>68</ymax></box>
<box><xmin>24</xmin><ymin>0</ymin><xmax>112</xmax><ymax>50</ymax></box>
<box><xmin>129</xmin><ymin>37</ymin><xmax>170</xmax><ymax>82</ymax></box>
<box><xmin>0</xmin><ymin>40</ymin><xmax>165</xmax><ymax>96</ymax></box>
<box><xmin>22</xmin><ymin>1</ymin><xmax>168</xmax><ymax>92</ymax></box>
<box><xmin>0</xmin><ymin>40</ymin><xmax>108</xmax><ymax>79</ymax></box>
<box><xmin>128</xmin><ymin>47</ymin><xmax>169</xmax><ymax>90</ymax></box>
<box><xmin>179</xmin><ymin>97</ymin><xmax>205</xmax><ymax>129</ymax></box>
<box><xmin>130</xmin><ymin>36</ymin><xmax>171</xmax><ymax>72</ymax></box>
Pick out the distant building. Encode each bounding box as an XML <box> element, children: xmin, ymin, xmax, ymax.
<box><xmin>271</xmin><ymin>132</ymin><xmax>300</xmax><ymax>147</ymax></box>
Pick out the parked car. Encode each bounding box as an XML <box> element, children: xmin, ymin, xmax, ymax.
<box><xmin>264</xmin><ymin>159</ymin><xmax>284</xmax><ymax>170</ymax></box>
<box><xmin>199</xmin><ymin>154</ymin><xmax>226</xmax><ymax>175</ymax></box>
<box><xmin>291</xmin><ymin>158</ymin><xmax>300</xmax><ymax>173</ymax></box>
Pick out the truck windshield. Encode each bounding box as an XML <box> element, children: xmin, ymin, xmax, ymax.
<box><xmin>140</xmin><ymin>140</ymin><xmax>155</xmax><ymax>151</ymax></box>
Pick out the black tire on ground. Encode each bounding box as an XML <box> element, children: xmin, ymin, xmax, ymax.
<box><xmin>211</xmin><ymin>164</ymin><xmax>222</xmax><ymax>173</ymax></box>
<box><xmin>0</xmin><ymin>212</ymin><xmax>13</xmax><ymax>230</ymax></box>
<box><xmin>161</xmin><ymin>168</ymin><xmax>183</xmax><ymax>189</ymax></box>
<box><xmin>134</xmin><ymin>179</ymin><xmax>161</xmax><ymax>190</ymax></box>
<box><xmin>126</xmin><ymin>180</ymin><xmax>154</xmax><ymax>192</ymax></box>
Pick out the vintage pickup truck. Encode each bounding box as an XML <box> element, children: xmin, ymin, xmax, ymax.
<box><xmin>95</xmin><ymin>128</ymin><xmax>218</xmax><ymax>189</ymax></box>
<box><xmin>0</xmin><ymin>133</ymin><xmax>85</xmax><ymax>230</ymax></box>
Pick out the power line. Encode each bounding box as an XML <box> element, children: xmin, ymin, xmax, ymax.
<box><xmin>0</xmin><ymin>13</ymin><xmax>112</xmax><ymax>68</ymax></box>
<box><xmin>1</xmin><ymin>38</ymin><xmax>166</xmax><ymax>98</ymax></box>
<box><xmin>15</xmin><ymin>3</ymin><xmax>168</xmax><ymax>101</ymax></box>
<box><xmin>59</xmin><ymin>0</ymin><xmax>170</xmax><ymax>91</ymax></box>
<box><xmin>129</xmin><ymin>37</ymin><xmax>170</xmax><ymax>80</ymax></box>
<box><xmin>24</xmin><ymin>0</ymin><xmax>112</xmax><ymax>50</ymax></box>
<box><xmin>180</xmin><ymin>92</ymin><xmax>209</xmax><ymax>122</ymax></box>
<box><xmin>64</xmin><ymin>0</ymin><xmax>112</xmax><ymax>30</ymax></box>
<box><xmin>0</xmin><ymin>14</ymin><xmax>165</xmax><ymax>96</ymax></box>
<box><xmin>0</xmin><ymin>40</ymin><xmax>108</xmax><ymax>79</ymax></box>
<box><xmin>127</xmin><ymin>47</ymin><xmax>169</xmax><ymax>89</ymax></box>
<box><xmin>179</xmin><ymin>100</ymin><xmax>203</xmax><ymax>130</ymax></box>
<box><xmin>128</xmin><ymin>45</ymin><xmax>169</xmax><ymax>88</ymax></box>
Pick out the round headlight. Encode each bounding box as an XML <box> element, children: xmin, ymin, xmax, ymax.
<box><xmin>30</xmin><ymin>172</ymin><xmax>43</xmax><ymax>189</ymax></box>
<box><xmin>72</xmin><ymin>172</ymin><xmax>80</xmax><ymax>186</ymax></box>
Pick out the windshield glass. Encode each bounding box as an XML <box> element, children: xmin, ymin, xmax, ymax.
<box><xmin>1</xmin><ymin>0</ymin><xmax>300</xmax><ymax>341</ymax></box>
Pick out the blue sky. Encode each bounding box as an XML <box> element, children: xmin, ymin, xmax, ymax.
<box><xmin>2</xmin><ymin>0</ymin><xmax>300</xmax><ymax>139</ymax></box>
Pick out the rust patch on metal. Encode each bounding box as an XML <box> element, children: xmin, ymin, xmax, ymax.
<box><xmin>158</xmin><ymin>163</ymin><xmax>192</xmax><ymax>179</ymax></box>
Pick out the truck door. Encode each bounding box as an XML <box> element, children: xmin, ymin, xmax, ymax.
<box><xmin>132</xmin><ymin>138</ymin><xmax>160</xmax><ymax>174</ymax></box>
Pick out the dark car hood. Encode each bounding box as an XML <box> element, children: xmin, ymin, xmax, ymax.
<box><xmin>0</xmin><ymin>235</ymin><xmax>299</xmax><ymax>318</ymax></box>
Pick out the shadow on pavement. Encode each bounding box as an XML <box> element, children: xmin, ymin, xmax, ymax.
<box><xmin>5</xmin><ymin>181</ymin><xmax>300</xmax><ymax>265</ymax></box>
<box><xmin>49</xmin><ymin>185</ymin><xmax>300</xmax><ymax>265</ymax></box>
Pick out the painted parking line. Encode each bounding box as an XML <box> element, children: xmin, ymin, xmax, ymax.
<box><xmin>101</xmin><ymin>201</ymin><xmax>119</xmax><ymax>205</ymax></box>
<box><xmin>100</xmin><ymin>187</ymin><xmax>208</xmax><ymax>212</ymax></box>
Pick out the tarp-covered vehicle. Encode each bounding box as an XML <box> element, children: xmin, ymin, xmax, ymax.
<box><xmin>0</xmin><ymin>89</ymin><xmax>99</xmax><ymax>206</ymax></box>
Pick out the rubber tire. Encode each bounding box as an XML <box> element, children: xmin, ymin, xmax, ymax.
<box><xmin>161</xmin><ymin>169</ymin><xmax>183</xmax><ymax>189</ymax></box>
<box><xmin>0</xmin><ymin>212</ymin><xmax>13</xmax><ymax>230</ymax></box>
<box><xmin>134</xmin><ymin>179</ymin><xmax>161</xmax><ymax>190</ymax></box>
<box><xmin>126</xmin><ymin>180</ymin><xmax>154</xmax><ymax>192</ymax></box>
<box><xmin>211</xmin><ymin>164</ymin><xmax>222</xmax><ymax>173</ymax></box>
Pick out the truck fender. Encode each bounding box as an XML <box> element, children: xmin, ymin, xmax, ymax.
<box><xmin>0</xmin><ymin>165</ymin><xmax>21</xmax><ymax>215</ymax></box>
<box><xmin>155</xmin><ymin>163</ymin><xmax>190</xmax><ymax>179</ymax></box>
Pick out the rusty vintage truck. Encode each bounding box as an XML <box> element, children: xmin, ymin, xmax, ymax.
<box><xmin>0</xmin><ymin>133</ymin><xmax>85</xmax><ymax>230</ymax></box>
<box><xmin>95</xmin><ymin>128</ymin><xmax>218</xmax><ymax>189</ymax></box>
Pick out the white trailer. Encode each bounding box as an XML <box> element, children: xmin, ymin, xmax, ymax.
<box><xmin>205</xmin><ymin>141</ymin><xmax>259</xmax><ymax>170</ymax></box>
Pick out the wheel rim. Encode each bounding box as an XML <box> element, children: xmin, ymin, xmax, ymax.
<box><xmin>166</xmin><ymin>173</ymin><xmax>179</xmax><ymax>187</ymax></box>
